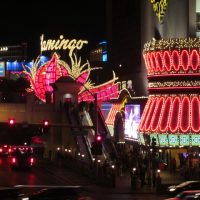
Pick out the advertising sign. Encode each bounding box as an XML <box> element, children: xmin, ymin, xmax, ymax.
<box><xmin>124</xmin><ymin>104</ymin><xmax>140</xmax><ymax>140</ymax></box>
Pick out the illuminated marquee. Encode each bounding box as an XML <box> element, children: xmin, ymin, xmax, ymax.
<box><xmin>139</xmin><ymin>37</ymin><xmax>200</xmax><ymax>147</ymax></box>
<box><xmin>150</xmin><ymin>0</ymin><xmax>168</xmax><ymax>23</ymax></box>
<box><xmin>40</xmin><ymin>34</ymin><xmax>88</xmax><ymax>56</ymax></box>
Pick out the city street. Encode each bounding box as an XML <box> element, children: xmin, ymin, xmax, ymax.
<box><xmin>0</xmin><ymin>157</ymin><xmax>170</xmax><ymax>199</ymax></box>
<box><xmin>0</xmin><ymin>1</ymin><xmax>198</xmax><ymax>200</ymax></box>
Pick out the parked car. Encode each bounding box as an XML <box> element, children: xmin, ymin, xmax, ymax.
<box><xmin>165</xmin><ymin>190</ymin><xmax>200</xmax><ymax>200</ymax></box>
<box><xmin>167</xmin><ymin>181</ymin><xmax>200</xmax><ymax>196</ymax></box>
<box><xmin>8</xmin><ymin>146</ymin><xmax>35</xmax><ymax>169</ymax></box>
<box><xmin>193</xmin><ymin>193</ymin><xmax>200</xmax><ymax>199</ymax></box>
<box><xmin>16</xmin><ymin>185</ymin><xmax>94</xmax><ymax>200</ymax></box>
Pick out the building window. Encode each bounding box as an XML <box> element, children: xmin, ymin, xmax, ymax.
<box><xmin>196</xmin><ymin>12</ymin><xmax>200</xmax><ymax>37</ymax></box>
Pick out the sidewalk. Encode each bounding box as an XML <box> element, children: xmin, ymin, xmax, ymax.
<box><xmin>112</xmin><ymin>169</ymin><xmax>185</xmax><ymax>194</ymax></box>
<box><xmin>94</xmin><ymin>169</ymin><xmax>185</xmax><ymax>194</ymax></box>
<box><xmin>40</xmin><ymin>159</ymin><xmax>185</xmax><ymax>194</ymax></box>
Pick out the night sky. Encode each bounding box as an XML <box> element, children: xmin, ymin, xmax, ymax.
<box><xmin>0</xmin><ymin>0</ymin><xmax>106</xmax><ymax>60</ymax></box>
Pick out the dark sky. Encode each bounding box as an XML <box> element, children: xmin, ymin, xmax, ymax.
<box><xmin>0</xmin><ymin>0</ymin><xmax>106</xmax><ymax>60</ymax></box>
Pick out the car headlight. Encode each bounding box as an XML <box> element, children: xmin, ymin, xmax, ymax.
<box><xmin>21</xmin><ymin>197</ymin><xmax>29</xmax><ymax>200</ymax></box>
<box><xmin>169</xmin><ymin>188</ymin><xmax>176</xmax><ymax>192</ymax></box>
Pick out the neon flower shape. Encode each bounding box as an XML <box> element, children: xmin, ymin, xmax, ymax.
<box><xmin>23</xmin><ymin>53</ymin><xmax>70</xmax><ymax>102</ymax></box>
<box><xmin>23</xmin><ymin>52</ymin><xmax>120</xmax><ymax>103</ymax></box>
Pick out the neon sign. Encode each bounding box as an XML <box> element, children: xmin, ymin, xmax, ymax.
<box><xmin>139</xmin><ymin>37</ymin><xmax>200</xmax><ymax>147</ymax></box>
<box><xmin>40</xmin><ymin>34</ymin><xmax>88</xmax><ymax>56</ymax></box>
<box><xmin>150</xmin><ymin>0</ymin><xmax>168</xmax><ymax>23</ymax></box>
<box><xmin>125</xmin><ymin>104</ymin><xmax>140</xmax><ymax>141</ymax></box>
<box><xmin>23</xmin><ymin>52</ymin><xmax>120</xmax><ymax>103</ymax></box>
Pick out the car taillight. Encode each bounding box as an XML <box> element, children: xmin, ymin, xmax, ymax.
<box><xmin>30</xmin><ymin>157</ymin><xmax>34</xmax><ymax>164</ymax></box>
<box><xmin>0</xmin><ymin>148</ymin><xmax>2</xmax><ymax>153</ymax></box>
<box><xmin>8</xmin><ymin>148</ymin><xmax>12</xmax><ymax>153</ymax></box>
<box><xmin>12</xmin><ymin>157</ymin><xmax>16</xmax><ymax>163</ymax></box>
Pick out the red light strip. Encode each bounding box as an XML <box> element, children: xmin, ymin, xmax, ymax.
<box><xmin>191</xmin><ymin>96</ymin><xmax>200</xmax><ymax>132</ymax></box>
<box><xmin>163</xmin><ymin>51</ymin><xmax>171</xmax><ymax>72</ymax></box>
<box><xmin>105</xmin><ymin>103</ymin><xmax>121</xmax><ymax>125</ymax></box>
<box><xmin>151</xmin><ymin>52</ymin><xmax>156</xmax><ymax>72</ymax></box>
<box><xmin>138</xmin><ymin>97</ymin><xmax>152</xmax><ymax>131</ymax></box>
<box><xmin>172</xmin><ymin>50</ymin><xmax>180</xmax><ymax>71</ymax></box>
<box><xmin>156</xmin><ymin>51</ymin><xmax>164</xmax><ymax>72</ymax></box>
<box><xmin>140</xmin><ymin>47</ymin><xmax>200</xmax><ymax>137</ymax></box>
<box><xmin>190</xmin><ymin>50</ymin><xmax>199</xmax><ymax>70</ymax></box>
<box><xmin>151</xmin><ymin>97</ymin><xmax>164</xmax><ymax>131</ymax></box>
<box><xmin>181</xmin><ymin>50</ymin><xmax>189</xmax><ymax>71</ymax></box>
<box><xmin>180</xmin><ymin>97</ymin><xmax>190</xmax><ymax>132</ymax></box>
<box><xmin>159</xmin><ymin>96</ymin><xmax>172</xmax><ymax>132</ymax></box>
<box><xmin>144</xmin><ymin>97</ymin><xmax>157</xmax><ymax>131</ymax></box>
<box><xmin>139</xmin><ymin>95</ymin><xmax>200</xmax><ymax>134</ymax></box>
<box><xmin>143</xmin><ymin>54</ymin><xmax>150</xmax><ymax>73</ymax></box>
<box><xmin>144</xmin><ymin>49</ymin><xmax>200</xmax><ymax>75</ymax></box>
<box><xmin>168</xmin><ymin>96</ymin><xmax>180</xmax><ymax>133</ymax></box>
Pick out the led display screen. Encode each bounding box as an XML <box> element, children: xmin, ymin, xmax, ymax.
<box><xmin>124</xmin><ymin>104</ymin><xmax>140</xmax><ymax>140</ymax></box>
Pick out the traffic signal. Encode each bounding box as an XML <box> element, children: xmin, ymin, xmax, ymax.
<box><xmin>152</xmin><ymin>137</ymin><xmax>156</xmax><ymax>147</ymax></box>
<box><xmin>43</xmin><ymin>120</ymin><xmax>49</xmax><ymax>126</ymax></box>
<box><xmin>42</xmin><ymin>120</ymin><xmax>50</xmax><ymax>134</ymax></box>
<box><xmin>91</xmin><ymin>134</ymin><xmax>103</xmax><ymax>155</ymax></box>
<box><xmin>95</xmin><ymin>134</ymin><xmax>102</xmax><ymax>142</ymax></box>
<box><xmin>8</xmin><ymin>118</ymin><xmax>15</xmax><ymax>126</ymax></box>
<box><xmin>95</xmin><ymin>134</ymin><xmax>102</xmax><ymax>155</ymax></box>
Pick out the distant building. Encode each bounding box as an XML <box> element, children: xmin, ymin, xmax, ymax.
<box><xmin>138</xmin><ymin>0</ymin><xmax>200</xmax><ymax>150</ymax></box>
<box><xmin>0</xmin><ymin>43</ymin><xmax>27</xmax><ymax>62</ymax></box>
<box><xmin>105</xmin><ymin>0</ymin><xmax>144</xmax><ymax>96</ymax></box>
<box><xmin>141</xmin><ymin>0</ymin><xmax>198</xmax><ymax>41</ymax></box>
<box><xmin>89</xmin><ymin>41</ymin><xmax>107</xmax><ymax>63</ymax></box>
<box><xmin>0</xmin><ymin>43</ymin><xmax>28</xmax><ymax>78</ymax></box>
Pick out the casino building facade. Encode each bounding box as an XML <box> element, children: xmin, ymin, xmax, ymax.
<box><xmin>138</xmin><ymin>0</ymin><xmax>200</xmax><ymax>167</ymax></box>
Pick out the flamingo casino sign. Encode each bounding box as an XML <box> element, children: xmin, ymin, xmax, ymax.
<box><xmin>23</xmin><ymin>34</ymin><xmax>120</xmax><ymax>103</ymax></box>
<box><xmin>40</xmin><ymin>34</ymin><xmax>88</xmax><ymax>56</ymax></box>
<box><xmin>150</xmin><ymin>0</ymin><xmax>168</xmax><ymax>23</ymax></box>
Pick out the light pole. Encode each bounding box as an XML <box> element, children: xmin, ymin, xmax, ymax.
<box><xmin>94</xmin><ymin>93</ymin><xmax>98</xmax><ymax>138</ymax></box>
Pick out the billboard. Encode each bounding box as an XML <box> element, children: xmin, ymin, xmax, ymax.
<box><xmin>0</xmin><ymin>62</ymin><xmax>5</xmax><ymax>77</ymax></box>
<box><xmin>124</xmin><ymin>104</ymin><xmax>140</xmax><ymax>140</ymax></box>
